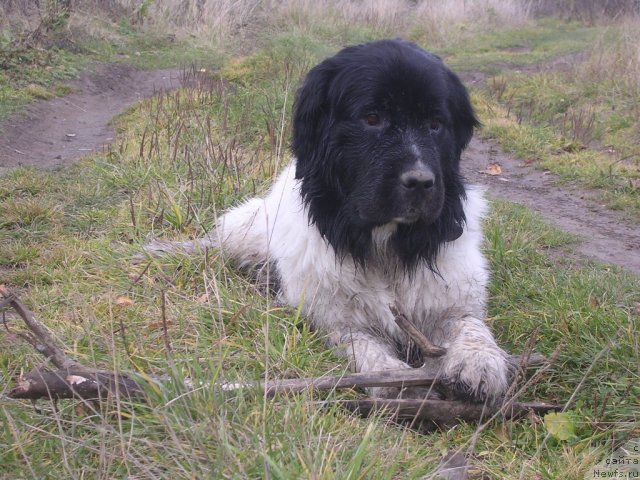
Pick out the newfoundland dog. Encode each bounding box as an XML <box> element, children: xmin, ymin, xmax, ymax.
<box><xmin>147</xmin><ymin>39</ymin><xmax>509</xmax><ymax>402</ymax></box>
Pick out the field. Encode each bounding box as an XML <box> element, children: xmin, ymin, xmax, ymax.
<box><xmin>1</xmin><ymin>1</ymin><xmax>639</xmax><ymax>478</ymax></box>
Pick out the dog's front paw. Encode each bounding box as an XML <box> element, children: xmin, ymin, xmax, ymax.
<box><xmin>441</xmin><ymin>347</ymin><xmax>509</xmax><ymax>403</ymax></box>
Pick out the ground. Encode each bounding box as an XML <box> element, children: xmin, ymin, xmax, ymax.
<box><xmin>1</xmin><ymin>62</ymin><xmax>637</xmax><ymax>274</ymax></box>
<box><xmin>0</xmin><ymin>64</ymin><xmax>181</xmax><ymax>171</ymax></box>
<box><xmin>463</xmin><ymin>139</ymin><xmax>640</xmax><ymax>274</ymax></box>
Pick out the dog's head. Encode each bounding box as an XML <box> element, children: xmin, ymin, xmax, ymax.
<box><xmin>292</xmin><ymin>39</ymin><xmax>479</xmax><ymax>269</ymax></box>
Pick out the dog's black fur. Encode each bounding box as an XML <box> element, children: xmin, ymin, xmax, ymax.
<box><xmin>292</xmin><ymin>39</ymin><xmax>479</xmax><ymax>269</ymax></box>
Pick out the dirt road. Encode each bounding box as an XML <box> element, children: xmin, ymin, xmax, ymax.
<box><xmin>462</xmin><ymin>139</ymin><xmax>640</xmax><ymax>274</ymax></box>
<box><xmin>0</xmin><ymin>63</ymin><xmax>638</xmax><ymax>274</ymax></box>
<box><xmin>0</xmin><ymin>63</ymin><xmax>181</xmax><ymax>170</ymax></box>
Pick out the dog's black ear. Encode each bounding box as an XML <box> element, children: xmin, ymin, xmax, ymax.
<box><xmin>446</xmin><ymin>71</ymin><xmax>480</xmax><ymax>154</ymax></box>
<box><xmin>291</xmin><ymin>62</ymin><xmax>335</xmax><ymax>182</ymax></box>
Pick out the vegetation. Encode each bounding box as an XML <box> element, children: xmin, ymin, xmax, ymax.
<box><xmin>475</xmin><ymin>19</ymin><xmax>640</xmax><ymax>215</ymax></box>
<box><xmin>1</xmin><ymin>1</ymin><xmax>639</xmax><ymax>478</ymax></box>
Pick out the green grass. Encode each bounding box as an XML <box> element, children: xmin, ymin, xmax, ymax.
<box><xmin>0</xmin><ymin>22</ymin><xmax>224</xmax><ymax>122</ymax></box>
<box><xmin>1</xmin><ymin>26</ymin><xmax>639</xmax><ymax>478</ymax></box>
<box><xmin>473</xmin><ymin>87</ymin><xmax>640</xmax><ymax>216</ymax></box>
<box><xmin>468</xmin><ymin>21</ymin><xmax>640</xmax><ymax>217</ymax></box>
<box><xmin>435</xmin><ymin>18</ymin><xmax>606</xmax><ymax>73</ymax></box>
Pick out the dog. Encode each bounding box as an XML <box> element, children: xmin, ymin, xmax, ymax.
<box><xmin>146</xmin><ymin>39</ymin><xmax>509</xmax><ymax>403</ymax></box>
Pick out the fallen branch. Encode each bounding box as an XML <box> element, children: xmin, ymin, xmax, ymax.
<box><xmin>389</xmin><ymin>303</ymin><xmax>447</xmax><ymax>357</ymax></box>
<box><xmin>9</xmin><ymin>368</ymin><xmax>146</xmax><ymax>401</ymax></box>
<box><xmin>0</xmin><ymin>286</ymin><xmax>81</xmax><ymax>371</ymax></box>
<box><xmin>2</xmin><ymin>285</ymin><xmax>561</xmax><ymax>426</ymax></box>
<box><xmin>259</xmin><ymin>367</ymin><xmax>440</xmax><ymax>397</ymax></box>
<box><xmin>229</xmin><ymin>351</ymin><xmax>546</xmax><ymax>397</ymax></box>
<box><xmin>1</xmin><ymin>285</ymin><xmax>147</xmax><ymax>402</ymax></box>
<box><xmin>336</xmin><ymin>398</ymin><xmax>561</xmax><ymax>425</ymax></box>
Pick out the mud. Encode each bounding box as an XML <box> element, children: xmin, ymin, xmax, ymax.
<box><xmin>0</xmin><ymin>63</ymin><xmax>182</xmax><ymax>171</ymax></box>
<box><xmin>462</xmin><ymin>138</ymin><xmax>640</xmax><ymax>274</ymax></box>
<box><xmin>0</xmin><ymin>62</ymin><xmax>638</xmax><ymax>274</ymax></box>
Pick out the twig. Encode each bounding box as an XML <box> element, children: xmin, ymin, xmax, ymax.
<box><xmin>1</xmin><ymin>285</ymin><xmax>147</xmax><ymax>402</ymax></box>
<box><xmin>335</xmin><ymin>398</ymin><xmax>561</xmax><ymax>425</ymax></box>
<box><xmin>0</xmin><ymin>285</ymin><xmax>81</xmax><ymax>370</ymax></box>
<box><xmin>2</xmin><ymin>285</ymin><xmax>560</xmax><ymax>426</ymax></box>
<box><xmin>258</xmin><ymin>367</ymin><xmax>441</xmax><ymax>397</ymax></box>
<box><xmin>161</xmin><ymin>290</ymin><xmax>172</xmax><ymax>356</ymax></box>
<box><xmin>389</xmin><ymin>303</ymin><xmax>446</xmax><ymax>357</ymax></box>
<box><xmin>219</xmin><ymin>352</ymin><xmax>546</xmax><ymax>397</ymax></box>
<box><xmin>9</xmin><ymin>368</ymin><xmax>146</xmax><ymax>401</ymax></box>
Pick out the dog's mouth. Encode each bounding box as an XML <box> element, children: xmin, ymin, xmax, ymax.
<box><xmin>392</xmin><ymin>210</ymin><xmax>422</xmax><ymax>224</ymax></box>
<box><xmin>393</xmin><ymin>199</ymin><xmax>444</xmax><ymax>225</ymax></box>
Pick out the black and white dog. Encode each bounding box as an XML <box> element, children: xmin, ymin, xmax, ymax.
<box><xmin>147</xmin><ymin>39</ymin><xmax>509</xmax><ymax>402</ymax></box>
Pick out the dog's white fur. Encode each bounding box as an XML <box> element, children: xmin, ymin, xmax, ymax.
<box><xmin>147</xmin><ymin>162</ymin><xmax>509</xmax><ymax>400</ymax></box>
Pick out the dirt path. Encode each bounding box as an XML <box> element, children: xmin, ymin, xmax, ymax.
<box><xmin>0</xmin><ymin>63</ymin><xmax>182</xmax><ymax>171</ymax></box>
<box><xmin>0</xmin><ymin>62</ymin><xmax>638</xmax><ymax>274</ymax></box>
<box><xmin>462</xmin><ymin>138</ymin><xmax>640</xmax><ymax>274</ymax></box>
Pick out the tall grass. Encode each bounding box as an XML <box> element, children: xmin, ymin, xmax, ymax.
<box><xmin>84</xmin><ymin>0</ymin><xmax>533</xmax><ymax>45</ymax></box>
<box><xmin>577</xmin><ymin>20</ymin><xmax>640</xmax><ymax>94</ymax></box>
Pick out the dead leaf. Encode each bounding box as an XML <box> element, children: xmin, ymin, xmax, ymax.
<box><xmin>485</xmin><ymin>163</ymin><xmax>502</xmax><ymax>176</ymax></box>
<box><xmin>197</xmin><ymin>293</ymin><xmax>209</xmax><ymax>303</ymax></box>
<box><xmin>116</xmin><ymin>296</ymin><xmax>134</xmax><ymax>306</ymax></box>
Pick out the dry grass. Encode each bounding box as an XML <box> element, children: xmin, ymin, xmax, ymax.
<box><xmin>577</xmin><ymin>20</ymin><xmax>640</xmax><ymax>94</ymax></box>
<box><xmin>91</xmin><ymin>0</ymin><xmax>533</xmax><ymax>45</ymax></box>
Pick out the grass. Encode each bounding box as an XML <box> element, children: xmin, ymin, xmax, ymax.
<box><xmin>0</xmin><ymin>12</ymin><xmax>224</xmax><ymax>122</ymax></box>
<box><xmin>472</xmin><ymin>22</ymin><xmax>640</xmax><ymax>216</ymax></box>
<box><xmin>2</xmin><ymin>22</ymin><xmax>640</xmax><ymax>478</ymax></box>
<box><xmin>1</xmin><ymin>1</ymin><xmax>640</xmax><ymax>478</ymax></box>
<box><xmin>435</xmin><ymin>17</ymin><xmax>606</xmax><ymax>73</ymax></box>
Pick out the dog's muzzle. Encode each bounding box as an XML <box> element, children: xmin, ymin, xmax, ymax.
<box><xmin>394</xmin><ymin>163</ymin><xmax>442</xmax><ymax>223</ymax></box>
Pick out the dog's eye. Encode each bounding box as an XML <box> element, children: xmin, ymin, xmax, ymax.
<box><xmin>429</xmin><ymin>120</ymin><xmax>442</xmax><ymax>132</ymax></box>
<box><xmin>365</xmin><ymin>113</ymin><xmax>381</xmax><ymax>126</ymax></box>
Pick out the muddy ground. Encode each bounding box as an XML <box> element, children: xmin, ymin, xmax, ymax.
<box><xmin>0</xmin><ymin>63</ymin><xmax>182</xmax><ymax>171</ymax></box>
<box><xmin>0</xmin><ymin>63</ymin><xmax>638</xmax><ymax>274</ymax></box>
<box><xmin>462</xmin><ymin>140</ymin><xmax>640</xmax><ymax>274</ymax></box>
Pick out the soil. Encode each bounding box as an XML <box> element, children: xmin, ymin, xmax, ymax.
<box><xmin>462</xmin><ymin>139</ymin><xmax>640</xmax><ymax>275</ymax></box>
<box><xmin>0</xmin><ymin>62</ymin><xmax>638</xmax><ymax>274</ymax></box>
<box><xmin>0</xmin><ymin>63</ymin><xmax>183</xmax><ymax>171</ymax></box>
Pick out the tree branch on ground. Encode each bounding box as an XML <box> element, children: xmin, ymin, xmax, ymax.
<box><xmin>1</xmin><ymin>285</ymin><xmax>561</xmax><ymax>424</ymax></box>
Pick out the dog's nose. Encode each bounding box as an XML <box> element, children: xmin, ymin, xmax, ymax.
<box><xmin>400</xmin><ymin>168</ymin><xmax>435</xmax><ymax>190</ymax></box>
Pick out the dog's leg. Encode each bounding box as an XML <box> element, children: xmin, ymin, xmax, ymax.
<box><xmin>435</xmin><ymin>315</ymin><xmax>509</xmax><ymax>403</ymax></box>
<box><xmin>141</xmin><ymin>197</ymin><xmax>272</xmax><ymax>268</ymax></box>
<box><xmin>331</xmin><ymin>330</ymin><xmax>441</xmax><ymax>399</ymax></box>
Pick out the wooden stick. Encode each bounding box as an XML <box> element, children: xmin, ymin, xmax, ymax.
<box><xmin>336</xmin><ymin>398</ymin><xmax>561</xmax><ymax>424</ymax></box>
<box><xmin>9</xmin><ymin>368</ymin><xmax>147</xmax><ymax>401</ymax></box>
<box><xmin>217</xmin><ymin>352</ymin><xmax>547</xmax><ymax>397</ymax></box>
<box><xmin>389</xmin><ymin>303</ymin><xmax>447</xmax><ymax>357</ymax></box>
<box><xmin>3</xmin><ymin>284</ymin><xmax>558</xmax><ymax>424</ymax></box>
<box><xmin>0</xmin><ymin>285</ymin><xmax>81</xmax><ymax>370</ymax></box>
<box><xmin>1</xmin><ymin>285</ymin><xmax>148</xmax><ymax>402</ymax></box>
<box><xmin>259</xmin><ymin>367</ymin><xmax>441</xmax><ymax>397</ymax></box>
